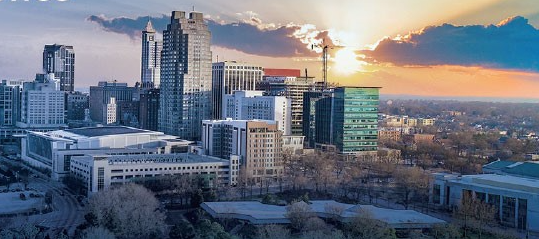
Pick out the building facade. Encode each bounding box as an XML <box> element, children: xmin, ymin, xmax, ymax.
<box><xmin>306</xmin><ymin>87</ymin><xmax>380</xmax><ymax>155</ymax></box>
<box><xmin>211</xmin><ymin>61</ymin><xmax>263</xmax><ymax>119</ymax></box>
<box><xmin>258</xmin><ymin>74</ymin><xmax>321</xmax><ymax>136</ymax></box>
<box><xmin>159</xmin><ymin>11</ymin><xmax>212</xmax><ymax>141</ymax></box>
<box><xmin>71</xmin><ymin>153</ymin><xmax>238</xmax><ymax>195</ymax></box>
<box><xmin>141</xmin><ymin>20</ymin><xmax>162</xmax><ymax>88</ymax></box>
<box><xmin>139</xmin><ymin>88</ymin><xmax>160</xmax><ymax>131</ymax></box>
<box><xmin>21</xmin><ymin>126</ymin><xmax>193</xmax><ymax>179</ymax></box>
<box><xmin>66</xmin><ymin>91</ymin><xmax>89</xmax><ymax>121</ymax></box>
<box><xmin>202</xmin><ymin>119</ymin><xmax>283</xmax><ymax>182</ymax></box>
<box><xmin>222</xmin><ymin>91</ymin><xmax>291</xmax><ymax>135</ymax></box>
<box><xmin>431</xmin><ymin>173</ymin><xmax>538</xmax><ymax>232</ymax></box>
<box><xmin>89</xmin><ymin>81</ymin><xmax>137</xmax><ymax>124</ymax></box>
<box><xmin>17</xmin><ymin>74</ymin><xmax>65</xmax><ymax>129</ymax></box>
<box><xmin>332</xmin><ymin>87</ymin><xmax>379</xmax><ymax>154</ymax></box>
<box><xmin>43</xmin><ymin>44</ymin><xmax>75</xmax><ymax>92</ymax></box>
<box><xmin>0</xmin><ymin>80</ymin><xmax>24</xmax><ymax>127</ymax></box>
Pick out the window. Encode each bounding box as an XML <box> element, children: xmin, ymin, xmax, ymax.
<box><xmin>502</xmin><ymin>196</ymin><xmax>516</xmax><ymax>227</ymax></box>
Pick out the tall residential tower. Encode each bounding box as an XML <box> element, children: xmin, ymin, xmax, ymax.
<box><xmin>141</xmin><ymin>20</ymin><xmax>162</xmax><ymax>88</ymax></box>
<box><xmin>159</xmin><ymin>11</ymin><xmax>212</xmax><ymax>141</ymax></box>
<box><xmin>43</xmin><ymin>44</ymin><xmax>75</xmax><ymax>92</ymax></box>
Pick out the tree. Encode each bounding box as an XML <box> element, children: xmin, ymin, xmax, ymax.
<box><xmin>81</xmin><ymin>226</ymin><xmax>116</xmax><ymax>239</ymax></box>
<box><xmin>256</xmin><ymin>224</ymin><xmax>291</xmax><ymax>239</ymax></box>
<box><xmin>430</xmin><ymin>223</ymin><xmax>461</xmax><ymax>239</ymax></box>
<box><xmin>456</xmin><ymin>193</ymin><xmax>497</xmax><ymax>239</ymax></box>
<box><xmin>88</xmin><ymin>184</ymin><xmax>166</xmax><ymax>239</ymax></box>
<box><xmin>344</xmin><ymin>212</ymin><xmax>396</xmax><ymax>239</ymax></box>
<box><xmin>169</xmin><ymin>220</ymin><xmax>195</xmax><ymax>239</ymax></box>
<box><xmin>63</xmin><ymin>175</ymin><xmax>86</xmax><ymax>195</ymax></box>
<box><xmin>190</xmin><ymin>189</ymin><xmax>204</xmax><ymax>208</ymax></box>
<box><xmin>285</xmin><ymin>201</ymin><xmax>315</xmax><ymax>231</ymax></box>
<box><xmin>194</xmin><ymin>219</ymin><xmax>236</xmax><ymax>239</ymax></box>
<box><xmin>393</xmin><ymin>167</ymin><xmax>429</xmax><ymax>209</ymax></box>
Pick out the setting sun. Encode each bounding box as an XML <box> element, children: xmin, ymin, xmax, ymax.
<box><xmin>332</xmin><ymin>47</ymin><xmax>362</xmax><ymax>75</ymax></box>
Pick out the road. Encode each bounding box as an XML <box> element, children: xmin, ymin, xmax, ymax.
<box><xmin>0</xmin><ymin>157</ymin><xmax>85</xmax><ymax>235</ymax></box>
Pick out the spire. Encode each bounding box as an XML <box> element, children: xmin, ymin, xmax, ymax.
<box><xmin>144</xmin><ymin>18</ymin><xmax>155</xmax><ymax>33</ymax></box>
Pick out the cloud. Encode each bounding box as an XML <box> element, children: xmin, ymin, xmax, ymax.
<box><xmin>87</xmin><ymin>14</ymin><xmax>334</xmax><ymax>57</ymax></box>
<box><xmin>362</xmin><ymin>16</ymin><xmax>539</xmax><ymax>71</ymax></box>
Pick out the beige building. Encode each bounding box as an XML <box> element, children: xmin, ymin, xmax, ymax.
<box><xmin>202</xmin><ymin>119</ymin><xmax>283</xmax><ymax>182</ymax></box>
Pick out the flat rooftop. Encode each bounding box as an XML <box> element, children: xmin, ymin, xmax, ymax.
<box><xmin>453</xmin><ymin>174</ymin><xmax>539</xmax><ymax>194</ymax></box>
<box><xmin>201</xmin><ymin>200</ymin><xmax>445</xmax><ymax>228</ymax></box>
<box><xmin>64</xmin><ymin>126</ymin><xmax>149</xmax><ymax>137</ymax></box>
<box><xmin>97</xmin><ymin>153</ymin><xmax>228</xmax><ymax>165</ymax></box>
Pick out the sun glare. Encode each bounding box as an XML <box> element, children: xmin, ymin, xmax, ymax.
<box><xmin>333</xmin><ymin>47</ymin><xmax>362</xmax><ymax>75</ymax></box>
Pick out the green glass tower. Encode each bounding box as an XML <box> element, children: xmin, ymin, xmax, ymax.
<box><xmin>332</xmin><ymin>87</ymin><xmax>380</xmax><ymax>154</ymax></box>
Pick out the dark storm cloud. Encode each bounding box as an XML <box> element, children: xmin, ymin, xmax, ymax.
<box><xmin>363</xmin><ymin>16</ymin><xmax>539</xmax><ymax>71</ymax></box>
<box><xmin>87</xmin><ymin>14</ymin><xmax>327</xmax><ymax>57</ymax></box>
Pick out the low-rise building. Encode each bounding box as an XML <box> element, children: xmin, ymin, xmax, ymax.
<box><xmin>71</xmin><ymin>153</ymin><xmax>238</xmax><ymax>195</ymax></box>
<box><xmin>431</xmin><ymin>173</ymin><xmax>539</xmax><ymax>232</ymax></box>
<box><xmin>21</xmin><ymin>126</ymin><xmax>193</xmax><ymax>180</ymax></box>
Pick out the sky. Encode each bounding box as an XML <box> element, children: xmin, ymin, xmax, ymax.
<box><xmin>1</xmin><ymin>0</ymin><xmax>539</xmax><ymax>100</ymax></box>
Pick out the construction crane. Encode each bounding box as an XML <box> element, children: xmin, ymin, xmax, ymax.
<box><xmin>312</xmin><ymin>41</ymin><xmax>345</xmax><ymax>90</ymax></box>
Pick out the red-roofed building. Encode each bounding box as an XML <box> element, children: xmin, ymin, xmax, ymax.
<box><xmin>263</xmin><ymin>68</ymin><xmax>301</xmax><ymax>77</ymax></box>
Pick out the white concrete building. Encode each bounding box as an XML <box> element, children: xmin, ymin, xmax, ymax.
<box><xmin>223</xmin><ymin>91</ymin><xmax>291</xmax><ymax>135</ymax></box>
<box><xmin>70</xmin><ymin>153</ymin><xmax>239</xmax><ymax>195</ymax></box>
<box><xmin>431</xmin><ymin>173</ymin><xmax>539</xmax><ymax>232</ymax></box>
<box><xmin>282</xmin><ymin>135</ymin><xmax>305</xmax><ymax>155</ymax></box>
<box><xmin>105</xmin><ymin>97</ymin><xmax>117</xmax><ymax>125</ymax></box>
<box><xmin>211</xmin><ymin>61</ymin><xmax>263</xmax><ymax>119</ymax></box>
<box><xmin>21</xmin><ymin>126</ymin><xmax>193</xmax><ymax>180</ymax></box>
<box><xmin>17</xmin><ymin>73</ymin><xmax>65</xmax><ymax>129</ymax></box>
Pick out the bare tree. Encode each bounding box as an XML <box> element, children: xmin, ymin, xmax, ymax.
<box><xmin>256</xmin><ymin>224</ymin><xmax>291</xmax><ymax>239</ymax></box>
<box><xmin>88</xmin><ymin>184</ymin><xmax>166</xmax><ymax>239</ymax></box>
<box><xmin>393</xmin><ymin>167</ymin><xmax>430</xmax><ymax>209</ymax></box>
<box><xmin>344</xmin><ymin>210</ymin><xmax>396</xmax><ymax>239</ymax></box>
<box><xmin>81</xmin><ymin>227</ymin><xmax>116</xmax><ymax>239</ymax></box>
<box><xmin>285</xmin><ymin>200</ymin><xmax>315</xmax><ymax>231</ymax></box>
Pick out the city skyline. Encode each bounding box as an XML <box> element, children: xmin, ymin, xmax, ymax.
<box><xmin>1</xmin><ymin>0</ymin><xmax>539</xmax><ymax>100</ymax></box>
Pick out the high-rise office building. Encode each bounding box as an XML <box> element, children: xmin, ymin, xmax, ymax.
<box><xmin>89</xmin><ymin>81</ymin><xmax>137</xmax><ymax>124</ymax></box>
<box><xmin>212</xmin><ymin>61</ymin><xmax>263</xmax><ymax>119</ymax></box>
<box><xmin>302</xmin><ymin>90</ymin><xmax>333</xmax><ymax>148</ymax></box>
<box><xmin>17</xmin><ymin>74</ymin><xmax>65</xmax><ymax>128</ymax></box>
<box><xmin>159</xmin><ymin>11</ymin><xmax>212</xmax><ymax>141</ymax></box>
<box><xmin>141</xmin><ymin>20</ymin><xmax>162</xmax><ymax>88</ymax></box>
<box><xmin>222</xmin><ymin>91</ymin><xmax>291</xmax><ymax>135</ymax></box>
<box><xmin>139</xmin><ymin>88</ymin><xmax>160</xmax><ymax>131</ymax></box>
<box><xmin>65</xmin><ymin>91</ymin><xmax>89</xmax><ymax>121</ymax></box>
<box><xmin>202</xmin><ymin>119</ymin><xmax>283</xmax><ymax>182</ymax></box>
<box><xmin>43</xmin><ymin>44</ymin><xmax>75</xmax><ymax>92</ymax></box>
<box><xmin>258</xmin><ymin>70</ymin><xmax>321</xmax><ymax>136</ymax></box>
<box><xmin>310</xmin><ymin>87</ymin><xmax>380</xmax><ymax>155</ymax></box>
<box><xmin>0</xmin><ymin>80</ymin><xmax>24</xmax><ymax>127</ymax></box>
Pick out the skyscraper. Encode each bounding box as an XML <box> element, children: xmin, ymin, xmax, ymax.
<box><xmin>211</xmin><ymin>61</ymin><xmax>263</xmax><ymax>119</ymax></box>
<box><xmin>307</xmin><ymin>87</ymin><xmax>380</xmax><ymax>155</ymax></box>
<box><xmin>141</xmin><ymin>20</ymin><xmax>162</xmax><ymax>88</ymax></box>
<box><xmin>43</xmin><ymin>44</ymin><xmax>75</xmax><ymax>92</ymax></box>
<box><xmin>159</xmin><ymin>11</ymin><xmax>212</xmax><ymax>141</ymax></box>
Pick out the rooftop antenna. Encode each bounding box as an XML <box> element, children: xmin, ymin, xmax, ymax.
<box><xmin>192</xmin><ymin>6</ymin><xmax>195</xmax><ymax>11</ymax></box>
